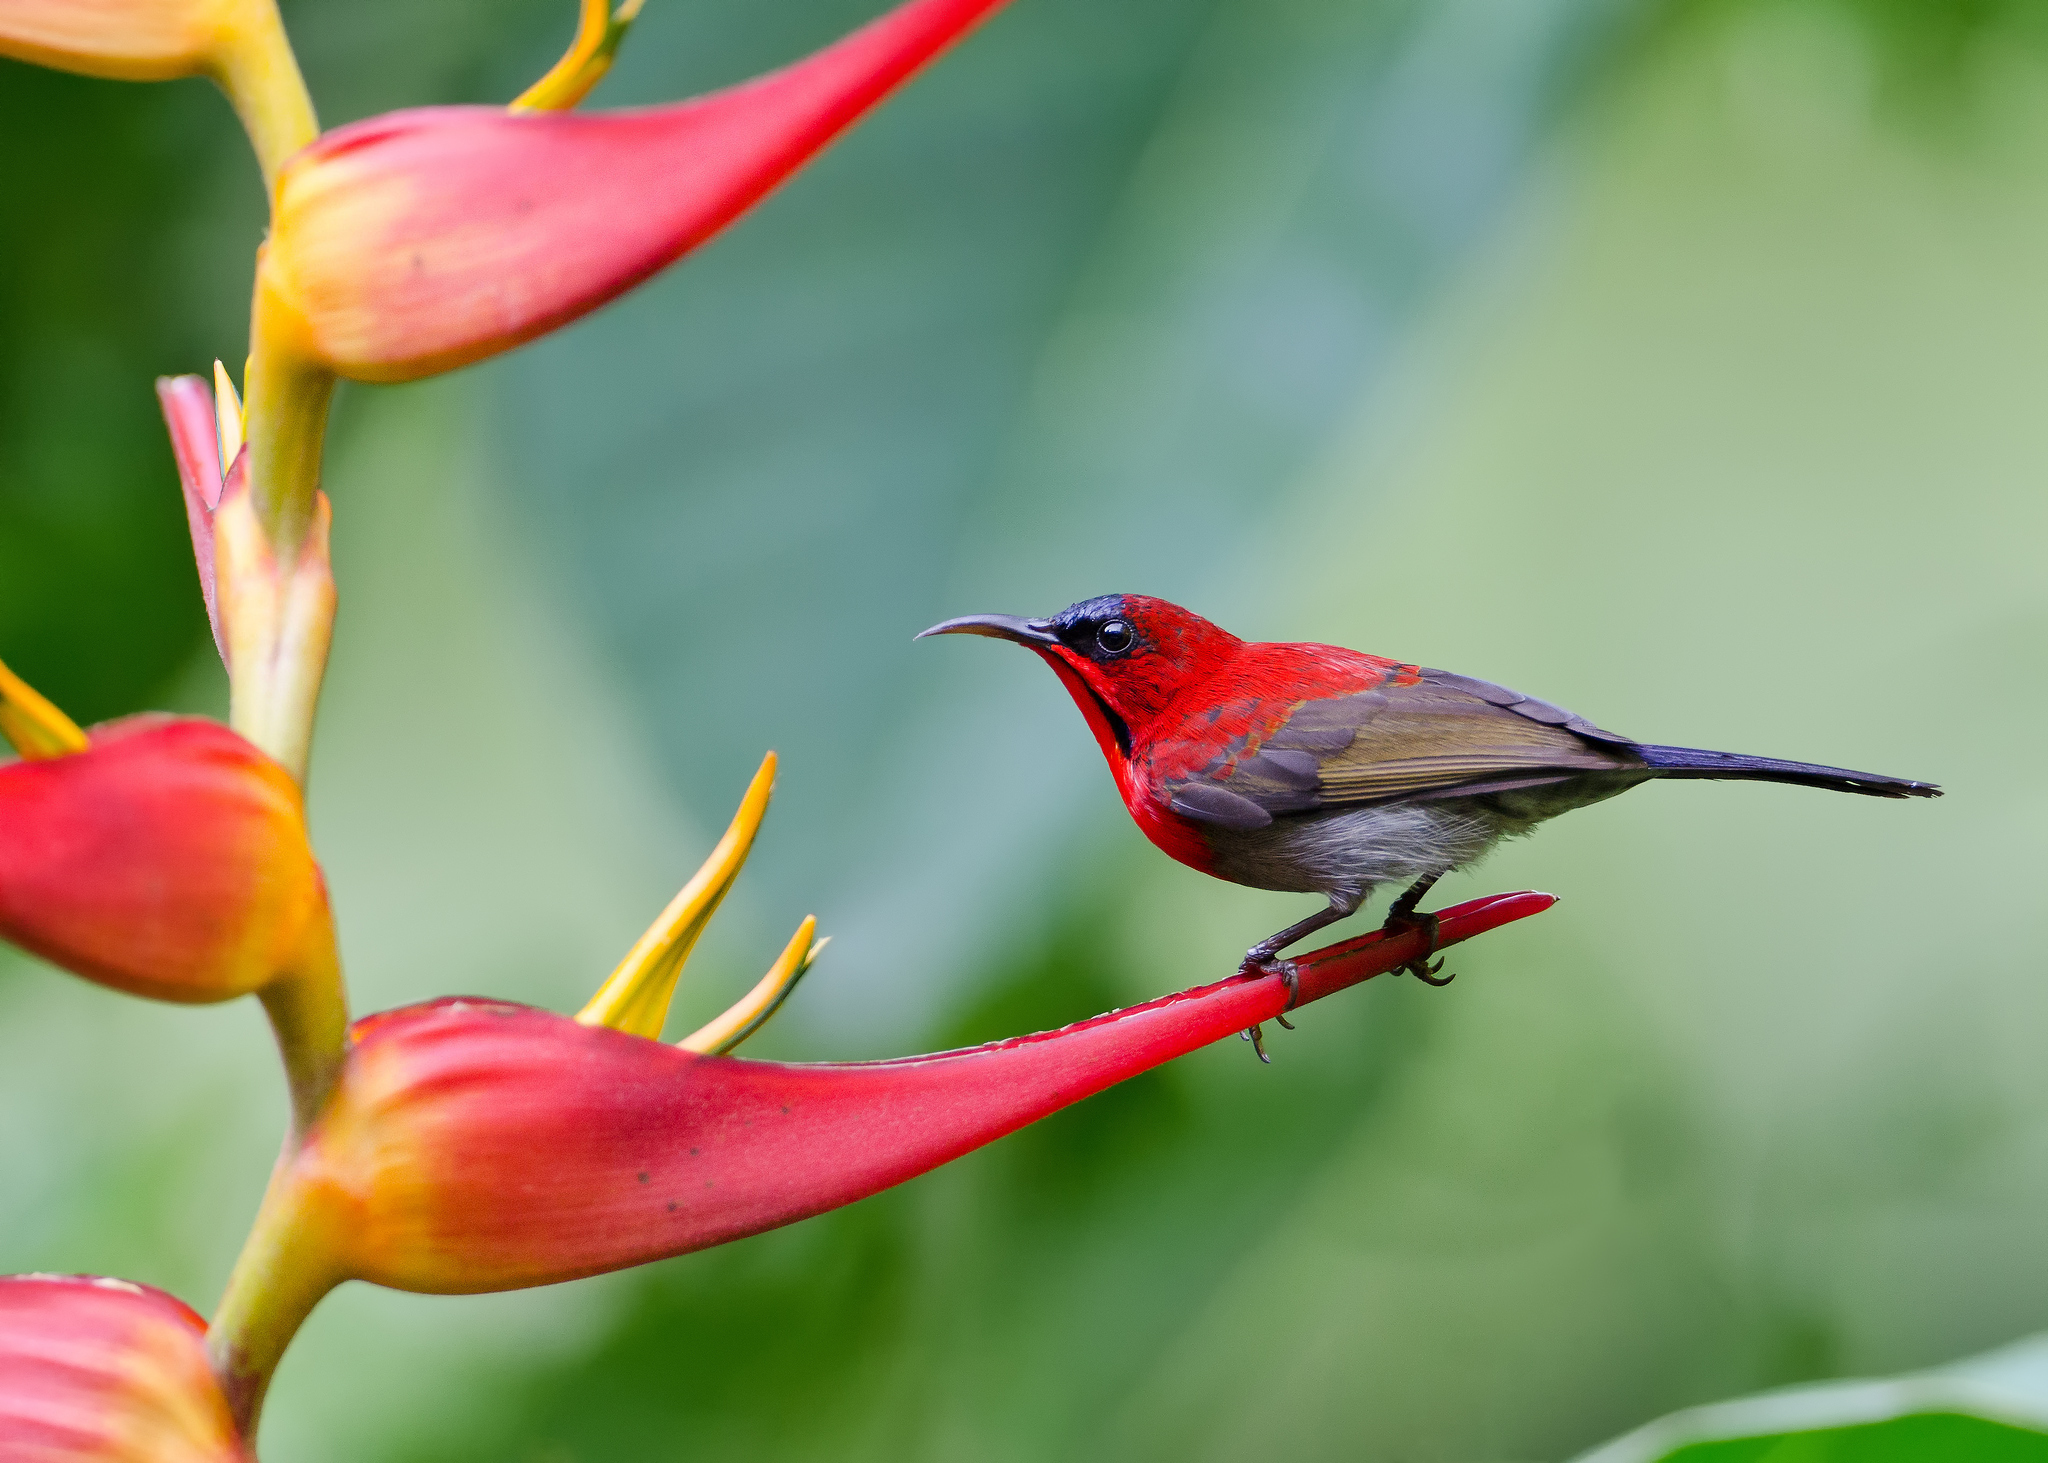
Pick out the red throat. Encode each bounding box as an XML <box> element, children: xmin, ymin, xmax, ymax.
<box><xmin>1029</xmin><ymin>602</ymin><xmax>1243</xmax><ymax>876</ymax></box>
<box><xmin>1020</xmin><ymin>599</ymin><xmax>1412</xmax><ymax>879</ymax></box>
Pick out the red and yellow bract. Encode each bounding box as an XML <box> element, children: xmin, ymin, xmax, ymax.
<box><xmin>255</xmin><ymin>0</ymin><xmax>1016</xmax><ymax>382</ymax></box>
<box><xmin>0</xmin><ymin>1274</ymin><xmax>249</xmax><ymax>1463</ymax></box>
<box><xmin>0</xmin><ymin>717</ymin><xmax>330</xmax><ymax>1006</ymax></box>
<box><xmin>254</xmin><ymin>895</ymin><xmax>1550</xmax><ymax>1292</ymax></box>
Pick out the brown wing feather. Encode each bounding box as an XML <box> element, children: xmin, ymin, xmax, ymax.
<box><xmin>1200</xmin><ymin>671</ymin><xmax>1642</xmax><ymax>818</ymax></box>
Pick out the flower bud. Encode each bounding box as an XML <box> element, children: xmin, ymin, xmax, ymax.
<box><xmin>0</xmin><ymin>716</ymin><xmax>330</xmax><ymax>1005</ymax></box>
<box><xmin>255</xmin><ymin>0</ymin><xmax>1014</xmax><ymax>383</ymax></box>
<box><xmin>0</xmin><ymin>1273</ymin><xmax>249</xmax><ymax>1462</ymax></box>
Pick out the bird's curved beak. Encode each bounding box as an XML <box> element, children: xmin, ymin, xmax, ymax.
<box><xmin>914</xmin><ymin>613</ymin><xmax>1059</xmax><ymax>646</ymax></box>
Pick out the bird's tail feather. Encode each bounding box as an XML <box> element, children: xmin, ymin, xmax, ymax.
<box><xmin>1634</xmin><ymin>744</ymin><xmax>1941</xmax><ymax>799</ymax></box>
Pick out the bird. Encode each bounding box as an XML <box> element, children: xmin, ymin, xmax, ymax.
<box><xmin>919</xmin><ymin>594</ymin><xmax>1939</xmax><ymax>1044</ymax></box>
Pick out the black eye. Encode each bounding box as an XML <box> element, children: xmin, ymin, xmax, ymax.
<box><xmin>1095</xmin><ymin>620</ymin><xmax>1134</xmax><ymax>655</ymax></box>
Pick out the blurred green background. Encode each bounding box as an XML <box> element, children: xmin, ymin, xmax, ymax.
<box><xmin>3</xmin><ymin>0</ymin><xmax>2046</xmax><ymax>1458</ymax></box>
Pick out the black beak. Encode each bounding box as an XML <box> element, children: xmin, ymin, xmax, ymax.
<box><xmin>914</xmin><ymin>613</ymin><xmax>1060</xmax><ymax>646</ymax></box>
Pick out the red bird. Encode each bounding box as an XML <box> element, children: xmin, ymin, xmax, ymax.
<box><xmin>921</xmin><ymin>594</ymin><xmax>1939</xmax><ymax>1004</ymax></box>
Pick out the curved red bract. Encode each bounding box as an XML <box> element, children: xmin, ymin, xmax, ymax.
<box><xmin>0</xmin><ymin>717</ymin><xmax>327</xmax><ymax>1004</ymax></box>
<box><xmin>263</xmin><ymin>0</ymin><xmax>1017</xmax><ymax>381</ymax></box>
<box><xmin>292</xmin><ymin>893</ymin><xmax>1553</xmax><ymax>1294</ymax></box>
<box><xmin>0</xmin><ymin>1274</ymin><xmax>249</xmax><ymax>1462</ymax></box>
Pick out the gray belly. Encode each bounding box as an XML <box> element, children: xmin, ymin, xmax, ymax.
<box><xmin>1200</xmin><ymin>772</ymin><xmax>1647</xmax><ymax>900</ymax></box>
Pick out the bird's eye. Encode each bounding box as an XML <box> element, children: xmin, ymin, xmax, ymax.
<box><xmin>1096</xmin><ymin>620</ymin><xmax>1134</xmax><ymax>655</ymax></box>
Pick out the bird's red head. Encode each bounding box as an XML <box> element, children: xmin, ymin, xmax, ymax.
<box><xmin>918</xmin><ymin>594</ymin><xmax>1243</xmax><ymax>765</ymax></box>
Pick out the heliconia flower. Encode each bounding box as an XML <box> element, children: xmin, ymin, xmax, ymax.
<box><xmin>0</xmin><ymin>1274</ymin><xmax>249</xmax><ymax>1463</ymax></box>
<box><xmin>252</xmin><ymin>0</ymin><xmax>1017</xmax><ymax>384</ymax></box>
<box><xmin>0</xmin><ymin>713</ymin><xmax>332</xmax><ymax>1009</ymax></box>
<box><xmin>0</xmin><ymin>0</ymin><xmax>315</xmax><ymax>185</ymax></box>
<box><xmin>207</xmin><ymin>892</ymin><xmax>1552</xmax><ymax>1431</ymax></box>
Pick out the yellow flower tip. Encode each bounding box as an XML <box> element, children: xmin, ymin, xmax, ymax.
<box><xmin>679</xmin><ymin>915</ymin><xmax>823</xmax><ymax>1056</ymax></box>
<box><xmin>212</xmin><ymin>359</ymin><xmax>245</xmax><ymax>471</ymax></box>
<box><xmin>511</xmin><ymin>0</ymin><xmax>646</xmax><ymax>112</ymax></box>
<box><xmin>0</xmin><ymin>654</ymin><xmax>88</xmax><ymax>760</ymax></box>
<box><xmin>576</xmin><ymin>751</ymin><xmax>777</xmax><ymax>1038</ymax></box>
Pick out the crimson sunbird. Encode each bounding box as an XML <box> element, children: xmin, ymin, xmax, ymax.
<box><xmin>920</xmin><ymin>594</ymin><xmax>1939</xmax><ymax>996</ymax></box>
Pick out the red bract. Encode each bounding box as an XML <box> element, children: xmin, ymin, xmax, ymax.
<box><xmin>256</xmin><ymin>0</ymin><xmax>1015</xmax><ymax>382</ymax></box>
<box><xmin>0</xmin><ymin>717</ymin><xmax>329</xmax><ymax>1005</ymax></box>
<box><xmin>0</xmin><ymin>1274</ymin><xmax>249</xmax><ymax>1462</ymax></box>
<box><xmin>271</xmin><ymin>894</ymin><xmax>1552</xmax><ymax>1293</ymax></box>
<box><xmin>155</xmin><ymin>374</ymin><xmax>227</xmax><ymax>658</ymax></box>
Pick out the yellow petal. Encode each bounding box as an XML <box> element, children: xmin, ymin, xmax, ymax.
<box><xmin>679</xmin><ymin>918</ymin><xmax>824</xmax><ymax>1055</ymax></box>
<box><xmin>511</xmin><ymin>0</ymin><xmax>647</xmax><ymax>113</ymax></box>
<box><xmin>0</xmin><ymin>654</ymin><xmax>88</xmax><ymax>760</ymax></box>
<box><xmin>213</xmin><ymin>359</ymin><xmax>245</xmax><ymax>472</ymax></box>
<box><xmin>577</xmin><ymin>751</ymin><xmax>775</xmax><ymax>1038</ymax></box>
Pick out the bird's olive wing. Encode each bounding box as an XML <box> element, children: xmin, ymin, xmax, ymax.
<box><xmin>1165</xmin><ymin>672</ymin><xmax>1641</xmax><ymax>827</ymax></box>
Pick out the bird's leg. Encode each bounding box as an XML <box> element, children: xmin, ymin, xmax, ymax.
<box><xmin>1239</xmin><ymin>892</ymin><xmax>1364</xmax><ymax>1024</ymax></box>
<box><xmin>1381</xmin><ymin>874</ymin><xmax>1453</xmax><ymax>986</ymax></box>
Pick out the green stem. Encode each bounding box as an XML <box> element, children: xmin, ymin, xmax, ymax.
<box><xmin>210</xmin><ymin>916</ymin><xmax>351</xmax><ymax>1439</ymax></box>
<box><xmin>226</xmin><ymin>302</ymin><xmax>338</xmax><ymax>784</ymax></box>
<box><xmin>210</xmin><ymin>0</ymin><xmax>319</xmax><ymax>191</ymax></box>
<box><xmin>241</xmin><ymin>326</ymin><xmax>335</xmax><ymax>562</ymax></box>
<box><xmin>208</xmin><ymin>1153</ymin><xmax>346</xmax><ymax>1439</ymax></box>
<box><xmin>259</xmin><ymin>924</ymin><xmax>350</xmax><ymax>1138</ymax></box>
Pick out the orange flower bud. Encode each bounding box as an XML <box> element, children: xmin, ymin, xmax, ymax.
<box><xmin>0</xmin><ymin>1274</ymin><xmax>249</xmax><ymax>1462</ymax></box>
<box><xmin>0</xmin><ymin>716</ymin><xmax>330</xmax><ymax>1005</ymax></box>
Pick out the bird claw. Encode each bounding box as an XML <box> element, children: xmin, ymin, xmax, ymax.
<box><xmin>1236</xmin><ymin>946</ymin><xmax>1302</xmax><ymax>1004</ymax></box>
<box><xmin>1236</xmin><ymin>953</ymin><xmax>1301</xmax><ymax>1061</ymax></box>
<box><xmin>1382</xmin><ymin>908</ymin><xmax>1455</xmax><ymax>987</ymax></box>
<box><xmin>1238</xmin><ymin>953</ymin><xmax>1301</xmax><ymax>1010</ymax></box>
<box><xmin>1402</xmin><ymin>956</ymin><xmax>1454</xmax><ymax>987</ymax></box>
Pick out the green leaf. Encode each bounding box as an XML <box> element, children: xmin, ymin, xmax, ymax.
<box><xmin>1578</xmin><ymin>1335</ymin><xmax>2048</xmax><ymax>1462</ymax></box>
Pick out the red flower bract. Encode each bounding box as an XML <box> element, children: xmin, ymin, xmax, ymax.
<box><xmin>259</xmin><ymin>0</ymin><xmax>1016</xmax><ymax>382</ymax></box>
<box><xmin>0</xmin><ymin>1274</ymin><xmax>249</xmax><ymax>1462</ymax></box>
<box><xmin>154</xmin><ymin>375</ymin><xmax>227</xmax><ymax>659</ymax></box>
<box><xmin>0</xmin><ymin>717</ymin><xmax>329</xmax><ymax>1004</ymax></box>
<box><xmin>280</xmin><ymin>893</ymin><xmax>1552</xmax><ymax>1294</ymax></box>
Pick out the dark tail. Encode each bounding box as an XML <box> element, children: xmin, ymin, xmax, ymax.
<box><xmin>1634</xmin><ymin>745</ymin><xmax>1941</xmax><ymax>799</ymax></box>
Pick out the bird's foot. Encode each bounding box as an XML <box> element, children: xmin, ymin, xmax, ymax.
<box><xmin>1237</xmin><ymin>953</ymin><xmax>1299</xmax><ymax>1060</ymax></box>
<box><xmin>1381</xmin><ymin>909</ymin><xmax>1454</xmax><ymax>987</ymax></box>
<box><xmin>1238</xmin><ymin>951</ymin><xmax>1302</xmax><ymax>1011</ymax></box>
